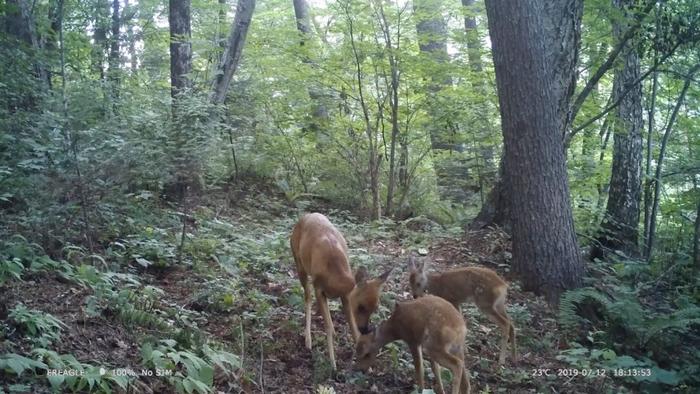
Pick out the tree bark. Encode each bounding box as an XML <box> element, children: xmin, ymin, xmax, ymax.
<box><xmin>461</xmin><ymin>0</ymin><xmax>482</xmax><ymax>72</ymax></box>
<box><xmin>292</xmin><ymin>0</ymin><xmax>330</xmax><ymax>140</ymax></box>
<box><xmin>643</xmin><ymin>67</ymin><xmax>658</xmax><ymax>246</ymax></box>
<box><xmin>125</xmin><ymin>0</ymin><xmax>138</xmax><ymax>72</ymax></box>
<box><xmin>169</xmin><ymin>0</ymin><xmax>192</xmax><ymax>99</ymax></box>
<box><xmin>414</xmin><ymin>0</ymin><xmax>467</xmax><ymax>203</ymax></box>
<box><xmin>210</xmin><ymin>0</ymin><xmax>255</xmax><ymax>105</ymax></box>
<box><xmin>694</xmin><ymin>199</ymin><xmax>700</xmax><ymax>269</ymax></box>
<box><xmin>375</xmin><ymin>3</ymin><xmax>401</xmax><ymax>216</ymax></box>
<box><xmin>108</xmin><ymin>0</ymin><xmax>120</xmax><ymax>101</ymax></box>
<box><xmin>594</xmin><ymin>0</ymin><xmax>644</xmax><ymax>259</ymax></box>
<box><xmin>470</xmin><ymin>0</ymin><xmax>582</xmax><ymax>233</ymax></box>
<box><xmin>485</xmin><ymin>0</ymin><xmax>584</xmax><ymax>304</ymax></box>
<box><xmin>93</xmin><ymin>0</ymin><xmax>110</xmax><ymax>80</ymax></box>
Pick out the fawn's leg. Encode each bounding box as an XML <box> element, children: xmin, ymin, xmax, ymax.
<box><xmin>431</xmin><ymin>352</ymin><xmax>467</xmax><ymax>394</ymax></box>
<box><xmin>316</xmin><ymin>287</ymin><xmax>336</xmax><ymax>370</ymax></box>
<box><xmin>495</xmin><ymin>302</ymin><xmax>517</xmax><ymax>362</ymax></box>
<box><xmin>460</xmin><ymin>366</ymin><xmax>471</xmax><ymax>394</ymax></box>
<box><xmin>430</xmin><ymin>360</ymin><xmax>445</xmax><ymax>394</ymax></box>
<box><xmin>487</xmin><ymin>301</ymin><xmax>512</xmax><ymax>365</ymax></box>
<box><xmin>409</xmin><ymin>345</ymin><xmax>424</xmax><ymax>391</ymax></box>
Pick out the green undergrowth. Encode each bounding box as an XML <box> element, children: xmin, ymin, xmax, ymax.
<box><xmin>0</xmin><ymin>191</ymin><xmax>464</xmax><ymax>393</ymax></box>
<box><xmin>557</xmin><ymin>256</ymin><xmax>700</xmax><ymax>393</ymax></box>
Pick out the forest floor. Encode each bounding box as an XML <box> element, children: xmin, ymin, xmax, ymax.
<box><xmin>0</xmin><ymin>185</ymin><xmax>632</xmax><ymax>394</ymax></box>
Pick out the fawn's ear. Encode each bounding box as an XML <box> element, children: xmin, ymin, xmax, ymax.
<box><xmin>407</xmin><ymin>256</ymin><xmax>416</xmax><ymax>271</ymax></box>
<box><xmin>418</xmin><ymin>259</ymin><xmax>428</xmax><ymax>272</ymax></box>
<box><xmin>378</xmin><ymin>267</ymin><xmax>393</xmax><ymax>284</ymax></box>
<box><xmin>355</xmin><ymin>266</ymin><xmax>369</xmax><ymax>284</ymax></box>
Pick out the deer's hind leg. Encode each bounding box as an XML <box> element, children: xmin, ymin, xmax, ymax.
<box><xmin>430</xmin><ymin>359</ymin><xmax>445</xmax><ymax>394</ymax></box>
<box><xmin>488</xmin><ymin>294</ymin><xmax>515</xmax><ymax>365</ymax></box>
<box><xmin>409</xmin><ymin>345</ymin><xmax>425</xmax><ymax>391</ymax></box>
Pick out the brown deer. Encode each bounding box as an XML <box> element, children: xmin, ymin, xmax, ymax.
<box><xmin>354</xmin><ymin>295</ymin><xmax>471</xmax><ymax>394</ymax></box>
<box><xmin>290</xmin><ymin>213</ymin><xmax>391</xmax><ymax>369</ymax></box>
<box><xmin>408</xmin><ymin>256</ymin><xmax>516</xmax><ymax>365</ymax></box>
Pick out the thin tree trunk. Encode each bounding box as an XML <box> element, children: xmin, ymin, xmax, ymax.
<box><xmin>568</xmin><ymin>1</ymin><xmax>654</xmax><ymax>133</ymax></box>
<box><xmin>210</xmin><ymin>0</ymin><xmax>256</xmax><ymax>105</ymax></box>
<box><xmin>645</xmin><ymin>65</ymin><xmax>698</xmax><ymax>260</ymax></box>
<box><xmin>343</xmin><ymin>2</ymin><xmax>381</xmax><ymax>219</ymax></box>
<box><xmin>93</xmin><ymin>0</ymin><xmax>110</xmax><ymax>81</ymax></box>
<box><xmin>169</xmin><ymin>0</ymin><xmax>192</xmax><ymax>99</ymax></box>
<box><xmin>594</xmin><ymin>0</ymin><xmax>645</xmax><ymax>259</ymax></box>
<box><xmin>375</xmin><ymin>2</ymin><xmax>401</xmax><ymax>216</ymax></box>
<box><xmin>292</xmin><ymin>0</ymin><xmax>330</xmax><ymax>142</ymax></box>
<box><xmin>643</xmin><ymin>63</ymin><xmax>659</xmax><ymax>248</ymax></box>
<box><xmin>109</xmin><ymin>0</ymin><xmax>120</xmax><ymax>102</ymax></box>
<box><xmin>461</xmin><ymin>0</ymin><xmax>482</xmax><ymax>72</ymax></box>
<box><xmin>694</xmin><ymin>199</ymin><xmax>700</xmax><ymax>269</ymax></box>
<box><xmin>485</xmin><ymin>0</ymin><xmax>584</xmax><ymax>304</ymax></box>
<box><xmin>125</xmin><ymin>0</ymin><xmax>137</xmax><ymax>72</ymax></box>
<box><xmin>643</xmin><ymin>6</ymin><xmax>660</xmax><ymax>248</ymax></box>
<box><xmin>594</xmin><ymin>115</ymin><xmax>613</xmax><ymax>226</ymax></box>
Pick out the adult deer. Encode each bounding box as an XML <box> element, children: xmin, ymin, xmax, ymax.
<box><xmin>355</xmin><ymin>295</ymin><xmax>471</xmax><ymax>394</ymax></box>
<box><xmin>290</xmin><ymin>213</ymin><xmax>391</xmax><ymax>369</ymax></box>
<box><xmin>408</xmin><ymin>256</ymin><xmax>516</xmax><ymax>365</ymax></box>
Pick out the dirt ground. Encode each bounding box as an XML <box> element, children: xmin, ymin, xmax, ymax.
<box><xmin>0</xmin><ymin>194</ymin><xmax>627</xmax><ymax>393</ymax></box>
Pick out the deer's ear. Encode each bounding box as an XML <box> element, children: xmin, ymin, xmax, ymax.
<box><xmin>355</xmin><ymin>266</ymin><xmax>369</xmax><ymax>284</ymax></box>
<box><xmin>378</xmin><ymin>267</ymin><xmax>393</xmax><ymax>284</ymax></box>
<box><xmin>418</xmin><ymin>259</ymin><xmax>427</xmax><ymax>272</ymax></box>
<box><xmin>407</xmin><ymin>256</ymin><xmax>416</xmax><ymax>271</ymax></box>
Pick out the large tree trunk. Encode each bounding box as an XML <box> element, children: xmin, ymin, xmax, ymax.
<box><xmin>485</xmin><ymin>0</ymin><xmax>584</xmax><ymax>304</ymax></box>
<box><xmin>210</xmin><ymin>0</ymin><xmax>255</xmax><ymax>105</ymax></box>
<box><xmin>414</xmin><ymin>0</ymin><xmax>468</xmax><ymax>203</ymax></box>
<box><xmin>4</xmin><ymin>0</ymin><xmax>48</xmax><ymax>108</ymax></box>
<box><xmin>169</xmin><ymin>0</ymin><xmax>192</xmax><ymax>99</ymax></box>
<box><xmin>594</xmin><ymin>0</ymin><xmax>644</xmax><ymax>259</ymax></box>
<box><xmin>471</xmin><ymin>0</ymin><xmax>582</xmax><ymax>233</ymax></box>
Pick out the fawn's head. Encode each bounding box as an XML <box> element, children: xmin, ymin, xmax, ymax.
<box><xmin>407</xmin><ymin>256</ymin><xmax>428</xmax><ymax>299</ymax></box>
<box><xmin>354</xmin><ymin>327</ymin><xmax>381</xmax><ymax>371</ymax></box>
<box><xmin>350</xmin><ymin>266</ymin><xmax>392</xmax><ymax>334</ymax></box>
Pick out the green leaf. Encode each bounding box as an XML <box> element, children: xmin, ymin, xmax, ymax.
<box><xmin>6</xmin><ymin>358</ymin><xmax>27</xmax><ymax>376</ymax></box>
<box><xmin>199</xmin><ymin>365</ymin><xmax>214</xmax><ymax>387</ymax></box>
<box><xmin>46</xmin><ymin>373</ymin><xmax>65</xmax><ymax>389</ymax></box>
<box><xmin>602</xmin><ymin>349</ymin><xmax>616</xmax><ymax>360</ymax></box>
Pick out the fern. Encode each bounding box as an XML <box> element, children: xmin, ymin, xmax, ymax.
<box><xmin>558</xmin><ymin>287</ymin><xmax>614</xmax><ymax>331</ymax></box>
<box><xmin>643</xmin><ymin>306</ymin><xmax>700</xmax><ymax>345</ymax></box>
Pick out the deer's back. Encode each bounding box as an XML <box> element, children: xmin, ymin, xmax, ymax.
<box><xmin>428</xmin><ymin>267</ymin><xmax>508</xmax><ymax>307</ymax></box>
<box><xmin>391</xmin><ymin>295</ymin><xmax>466</xmax><ymax>345</ymax></box>
<box><xmin>291</xmin><ymin>213</ymin><xmax>354</xmax><ymax>298</ymax></box>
